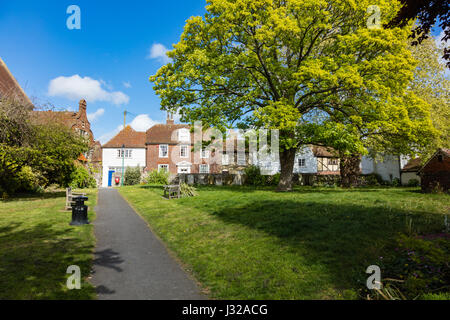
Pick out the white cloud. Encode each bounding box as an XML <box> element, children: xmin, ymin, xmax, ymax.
<box><xmin>147</xmin><ymin>43</ymin><xmax>172</xmax><ymax>64</ymax></box>
<box><xmin>87</xmin><ymin>108</ymin><xmax>105</xmax><ymax>122</ymax></box>
<box><xmin>435</xmin><ymin>30</ymin><xmax>447</xmax><ymax>49</ymax></box>
<box><xmin>123</xmin><ymin>81</ymin><xmax>132</xmax><ymax>88</ymax></box>
<box><xmin>98</xmin><ymin>115</ymin><xmax>159</xmax><ymax>144</ymax></box>
<box><xmin>48</xmin><ymin>75</ymin><xmax>130</xmax><ymax>105</ymax></box>
<box><xmin>130</xmin><ymin>114</ymin><xmax>160</xmax><ymax>131</ymax></box>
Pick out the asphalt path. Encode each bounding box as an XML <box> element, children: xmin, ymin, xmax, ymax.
<box><xmin>91</xmin><ymin>188</ymin><xmax>205</xmax><ymax>300</ymax></box>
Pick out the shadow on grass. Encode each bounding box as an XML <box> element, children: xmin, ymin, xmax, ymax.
<box><xmin>0</xmin><ymin>222</ymin><xmax>95</xmax><ymax>299</ymax></box>
<box><xmin>209</xmin><ymin>198</ymin><xmax>444</xmax><ymax>291</ymax></box>
<box><xmin>1</xmin><ymin>191</ymin><xmax>66</xmax><ymax>202</ymax></box>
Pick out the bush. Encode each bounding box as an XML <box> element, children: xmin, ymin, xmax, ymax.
<box><xmin>143</xmin><ymin>169</ymin><xmax>169</xmax><ymax>185</ymax></box>
<box><xmin>124</xmin><ymin>166</ymin><xmax>141</xmax><ymax>186</ymax></box>
<box><xmin>180</xmin><ymin>183</ymin><xmax>198</xmax><ymax>197</ymax></box>
<box><xmin>407</xmin><ymin>179</ymin><xmax>420</xmax><ymax>187</ymax></box>
<box><xmin>69</xmin><ymin>165</ymin><xmax>97</xmax><ymax>189</ymax></box>
<box><xmin>244</xmin><ymin>165</ymin><xmax>265</xmax><ymax>186</ymax></box>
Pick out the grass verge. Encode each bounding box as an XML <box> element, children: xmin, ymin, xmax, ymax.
<box><xmin>119</xmin><ymin>185</ymin><xmax>449</xmax><ymax>299</ymax></box>
<box><xmin>0</xmin><ymin>189</ymin><xmax>97</xmax><ymax>299</ymax></box>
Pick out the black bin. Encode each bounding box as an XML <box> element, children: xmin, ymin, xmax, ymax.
<box><xmin>70</xmin><ymin>196</ymin><xmax>89</xmax><ymax>225</ymax></box>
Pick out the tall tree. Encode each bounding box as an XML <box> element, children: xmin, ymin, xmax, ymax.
<box><xmin>386</xmin><ymin>0</ymin><xmax>450</xmax><ymax>68</ymax></box>
<box><xmin>408</xmin><ymin>36</ymin><xmax>450</xmax><ymax>156</ymax></box>
<box><xmin>151</xmin><ymin>0</ymin><xmax>436</xmax><ymax>191</ymax></box>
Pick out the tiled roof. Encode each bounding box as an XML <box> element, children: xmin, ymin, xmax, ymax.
<box><xmin>146</xmin><ymin>123</ymin><xmax>191</xmax><ymax>144</ymax></box>
<box><xmin>103</xmin><ymin>125</ymin><xmax>146</xmax><ymax>148</ymax></box>
<box><xmin>0</xmin><ymin>57</ymin><xmax>33</xmax><ymax>107</ymax></box>
<box><xmin>311</xmin><ymin>145</ymin><xmax>338</xmax><ymax>158</ymax></box>
<box><xmin>402</xmin><ymin>157</ymin><xmax>422</xmax><ymax>172</ymax></box>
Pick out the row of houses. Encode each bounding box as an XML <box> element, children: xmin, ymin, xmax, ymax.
<box><xmin>1</xmin><ymin>57</ymin><xmax>447</xmax><ymax>191</ymax></box>
<box><xmin>100</xmin><ymin>112</ymin><xmax>433</xmax><ymax>188</ymax></box>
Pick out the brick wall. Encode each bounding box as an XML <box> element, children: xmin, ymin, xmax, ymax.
<box><xmin>420</xmin><ymin>154</ymin><xmax>450</xmax><ymax>192</ymax></box>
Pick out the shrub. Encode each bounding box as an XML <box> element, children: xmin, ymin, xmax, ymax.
<box><xmin>180</xmin><ymin>183</ymin><xmax>198</xmax><ymax>197</ymax></box>
<box><xmin>407</xmin><ymin>179</ymin><xmax>420</xmax><ymax>187</ymax></box>
<box><xmin>244</xmin><ymin>165</ymin><xmax>265</xmax><ymax>186</ymax></box>
<box><xmin>124</xmin><ymin>166</ymin><xmax>141</xmax><ymax>186</ymax></box>
<box><xmin>143</xmin><ymin>169</ymin><xmax>169</xmax><ymax>185</ymax></box>
<box><xmin>392</xmin><ymin>177</ymin><xmax>401</xmax><ymax>187</ymax></box>
<box><xmin>69</xmin><ymin>165</ymin><xmax>97</xmax><ymax>189</ymax></box>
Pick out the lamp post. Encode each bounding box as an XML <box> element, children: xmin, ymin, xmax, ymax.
<box><xmin>121</xmin><ymin>143</ymin><xmax>125</xmax><ymax>186</ymax></box>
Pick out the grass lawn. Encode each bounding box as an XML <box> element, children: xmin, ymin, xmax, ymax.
<box><xmin>0</xmin><ymin>189</ymin><xmax>97</xmax><ymax>299</ymax></box>
<box><xmin>119</xmin><ymin>185</ymin><xmax>449</xmax><ymax>299</ymax></box>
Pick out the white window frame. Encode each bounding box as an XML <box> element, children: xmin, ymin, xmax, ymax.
<box><xmin>237</xmin><ymin>152</ymin><xmax>246</xmax><ymax>165</ymax></box>
<box><xmin>159</xmin><ymin>144</ymin><xmax>169</xmax><ymax>158</ymax></box>
<box><xmin>180</xmin><ymin>145</ymin><xmax>189</xmax><ymax>158</ymax></box>
<box><xmin>299</xmin><ymin>158</ymin><xmax>306</xmax><ymax>167</ymax></box>
<box><xmin>199</xmin><ymin>164</ymin><xmax>210</xmax><ymax>173</ymax></box>
<box><xmin>158</xmin><ymin>164</ymin><xmax>169</xmax><ymax>172</ymax></box>
<box><xmin>201</xmin><ymin>148</ymin><xmax>209</xmax><ymax>159</ymax></box>
<box><xmin>222</xmin><ymin>153</ymin><xmax>229</xmax><ymax>165</ymax></box>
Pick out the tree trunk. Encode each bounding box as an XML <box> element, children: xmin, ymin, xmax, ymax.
<box><xmin>277</xmin><ymin>148</ymin><xmax>297</xmax><ymax>192</ymax></box>
<box><xmin>340</xmin><ymin>153</ymin><xmax>361</xmax><ymax>188</ymax></box>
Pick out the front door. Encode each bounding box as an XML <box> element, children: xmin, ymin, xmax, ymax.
<box><xmin>108</xmin><ymin>170</ymin><xmax>115</xmax><ymax>187</ymax></box>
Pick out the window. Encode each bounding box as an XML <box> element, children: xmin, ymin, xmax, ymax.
<box><xmin>180</xmin><ymin>145</ymin><xmax>188</xmax><ymax>158</ymax></box>
<box><xmin>201</xmin><ymin>149</ymin><xmax>209</xmax><ymax>159</ymax></box>
<box><xmin>298</xmin><ymin>158</ymin><xmax>306</xmax><ymax>167</ymax></box>
<box><xmin>117</xmin><ymin>149</ymin><xmax>133</xmax><ymax>158</ymax></box>
<box><xmin>178</xmin><ymin>128</ymin><xmax>190</xmax><ymax>142</ymax></box>
<box><xmin>159</xmin><ymin>144</ymin><xmax>168</xmax><ymax>158</ymax></box>
<box><xmin>438</xmin><ymin>155</ymin><xmax>443</xmax><ymax>162</ymax></box>
<box><xmin>222</xmin><ymin>153</ymin><xmax>229</xmax><ymax>165</ymax></box>
<box><xmin>199</xmin><ymin>164</ymin><xmax>209</xmax><ymax>173</ymax></box>
<box><xmin>237</xmin><ymin>152</ymin><xmax>245</xmax><ymax>165</ymax></box>
<box><xmin>158</xmin><ymin>164</ymin><xmax>169</xmax><ymax>172</ymax></box>
<box><xmin>329</xmin><ymin>159</ymin><xmax>338</xmax><ymax>165</ymax></box>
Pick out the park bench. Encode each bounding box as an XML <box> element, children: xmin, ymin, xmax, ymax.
<box><xmin>163</xmin><ymin>184</ymin><xmax>180</xmax><ymax>199</ymax></box>
<box><xmin>65</xmin><ymin>187</ymin><xmax>86</xmax><ymax>210</ymax></box>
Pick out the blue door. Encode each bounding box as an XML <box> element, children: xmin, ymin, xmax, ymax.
<box><xmin>108</xmin><ymin>170</ymin><xmax>115</xmax><ymax>187</ymax></box>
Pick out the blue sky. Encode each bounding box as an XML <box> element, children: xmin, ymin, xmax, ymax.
<box><xmin>0</xmin><ymin>1</ymin><xmax>446</xmax><ymax>144</ymax></box>
<box><xmin>0</xmin><ymin>0</ymin><xmax>207</xmax><ymax>143</ymax></box>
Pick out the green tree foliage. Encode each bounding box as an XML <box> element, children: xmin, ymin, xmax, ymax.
<box><xmin>143</xmin><ymin>169</ymin><xmax>169</xmax><ymax>185</ymax></box>
<box><xmin>151</xmin><ymin>0</ymin><xmax>436</xmax><ymax>190</ymax></box>
<box><xmin>69</xmin><ymin>164</ymin><xmax>97</xmax><ymax>189</ymax></box>
<box><xmin>408</xmin><ymin>37</ymin><xmax>450</xmax><ymax>157</ymax></box>
<box><xmin>0</xmin><ymin>97</ymin><xmax>89</xmax><ymax>195</ymax></box>
<box><xmin>124</xmin><ymin>166</ymin><xmax>142</xmax><ymax>186</ymax></box>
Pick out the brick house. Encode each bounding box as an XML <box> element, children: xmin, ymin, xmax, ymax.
<box><xmin>145</xmin><ymin>114</ymin><xmax>219</xmax><ymax>175</ymax></box>
<box><xmin>419</xmin><ymin>148</ymin><xmax>450</xmax><ymax>193</ymax></box>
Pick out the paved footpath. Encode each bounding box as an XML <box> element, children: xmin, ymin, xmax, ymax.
<box><xmin>91</xmin><ymin>188</ymin><xmax>205</xmax><ymax>300</ymax></box>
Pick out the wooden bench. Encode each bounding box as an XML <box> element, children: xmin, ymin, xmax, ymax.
<box><xmin>163</xmin><ymin>184</ymin><xmax>180</xmax><ymax>199</ymax></box>
<box><xmin>66</xmin><ymin>187</ymin><xmax>86</xmax><ymax>210</ymax></box>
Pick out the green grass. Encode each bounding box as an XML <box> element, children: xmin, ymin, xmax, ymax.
<box><xmin>119</xmin><ymin>185</ymin><xmax>450</xmax><ymax>300</ymax></box>
<box><xmin>0</xmin><ymin>189</ymin><xmax>97</xmax><ymax>299</ymax></box>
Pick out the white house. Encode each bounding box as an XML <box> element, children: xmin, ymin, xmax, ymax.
<box><xmin>101</xmin><ymin>125</ymin><xmax>146</xmax><ymax>187</ymax></box>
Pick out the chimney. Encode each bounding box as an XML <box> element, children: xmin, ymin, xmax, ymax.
<box><xmin>79</xmin><ymin>99</ymin><xmax>87</xmax><ymax>115</ymax></box>
<box><xmin>166</xmin><ymin>111</ymin><xmax>174</xmax><ymax>125</ymax></box>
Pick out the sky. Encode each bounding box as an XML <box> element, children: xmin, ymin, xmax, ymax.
<box><xmin>0</xmin><ymin>0</ymin><xmax>207</xmax><ymax>143</ymax></box>
<box><xmin>0</xmin><ymin>1</ymin><xmax>447</xmax><ymax>144</ymax></box>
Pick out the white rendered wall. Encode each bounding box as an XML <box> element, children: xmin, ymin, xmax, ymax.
<box><xmin>101</xmin><ymin>148</ymin><xmax>146</xmax><ymax>187</ymax></box>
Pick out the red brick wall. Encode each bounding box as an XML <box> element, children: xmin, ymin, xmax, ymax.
<box><xmin>145</xmin><ymin>144</ymin><xmax>221</xmax><ymax>174</ymax></box>
<box><xmin>420</xmin><ymin>154</ymin><xmax>450</xmax><ymax>192</ymax></box>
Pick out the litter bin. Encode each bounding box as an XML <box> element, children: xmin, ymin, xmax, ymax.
<box><xmin>70</xmin><ymin>196</ymin><xmax>89</xmax><ymax>225</ymax></box>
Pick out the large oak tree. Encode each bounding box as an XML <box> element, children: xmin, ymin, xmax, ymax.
<box><xmin>151</xmin><ymin>0</ymin><xmax>436</xmax><ymax>191</ymax></box>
